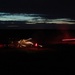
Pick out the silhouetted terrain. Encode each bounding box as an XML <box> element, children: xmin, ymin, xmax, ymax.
<box><xmin>0</xmin><ymin>29</ymin><xmax>75</xmax><ymax>74</ymax></box>
<box><xmin>0</xmin><ymin>44</ymin><xmax>75</xmax><ymax>74</ymax></box>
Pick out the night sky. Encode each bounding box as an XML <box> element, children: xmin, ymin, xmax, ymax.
<box><xmin>0</xmin><ymin>0</ymin><xmax>74</xmax><ymax>29</ymax></box>
<box><xmin>0</xmin><ymin>0</ymin><xmax>74</xmax><ymax>17</ymax></box>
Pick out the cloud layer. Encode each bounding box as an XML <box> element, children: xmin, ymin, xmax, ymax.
<box><xmin>0</xmin><ymin>12</ymin><xmax>75</xmax><ymax>24</ymax></box>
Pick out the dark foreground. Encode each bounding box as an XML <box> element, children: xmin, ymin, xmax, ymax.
<box><xmin>0</xmin><ymin>44</ymin><xmax>75</xmax><ymax>74</ymax></box>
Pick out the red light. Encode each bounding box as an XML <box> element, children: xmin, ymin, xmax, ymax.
<box><xmin>62</xmin><ymin>38</ymin><xmax>75</xmax><ymax>41</ymax></box>
<box><xmin>0</xmin><ymin>44</ymin><xmax>4</xmax><ymax>48</ymax></box>
<box><xmin>35</xmin><ymin>43</ymin><xmax>38</xmax><ymax>47</ymax></box>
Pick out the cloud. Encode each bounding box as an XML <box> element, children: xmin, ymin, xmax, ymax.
<box><xmin>0</xmin><ymin>12</ymin><xmax>75</xmax><ymax>24</ymax></box>
<box><xmin>45</xmin><ymin>19</ymin><xmax>75</xmax><ymax>24</ymax></box>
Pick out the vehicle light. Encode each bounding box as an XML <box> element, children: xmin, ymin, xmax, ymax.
<box><xmin>62</xmin><ymin>38</ymin><xmax>75</xmax><ymax>41</ymax></box>
<box><xmin>35</xmin><ymin>43</ymin><xmax>38</xmax><ymax>47</ymax></box>
<box><xmin>39</xmin><ymin>45</ymin><xmax>43</xmax><ymax>47</ymax></box>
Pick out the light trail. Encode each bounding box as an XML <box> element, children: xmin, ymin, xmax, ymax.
<box><xmin>62</xmin><ymin>38</ymin><xmax>75</xmax><ymax>41</ymax></box>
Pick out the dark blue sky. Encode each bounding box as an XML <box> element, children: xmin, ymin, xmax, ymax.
<box><xmin>0</xmin><ymin>0</ymin><xmax>74</xmax><ymax>18</ymax></box>
<box><xmin>0</xmin><ymin>0</ymin><xmax>74</xmax><ymax>12</ymax></box>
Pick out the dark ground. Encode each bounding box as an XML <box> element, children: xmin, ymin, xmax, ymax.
<box><xmin>0</xmin><ymin>44</ymin><xmax>75</xmax><ymax>74</ymax></box>
<box><xmin>0</xmin><ymin>29</ymin><xmax>75</xmax><ymax>74</ymax></box>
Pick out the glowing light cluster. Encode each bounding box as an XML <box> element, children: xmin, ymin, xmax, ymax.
<box><xmin>17</xmin><ymin>38</ymin><xmax>33</xmax><ymax>47</ymax></box>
